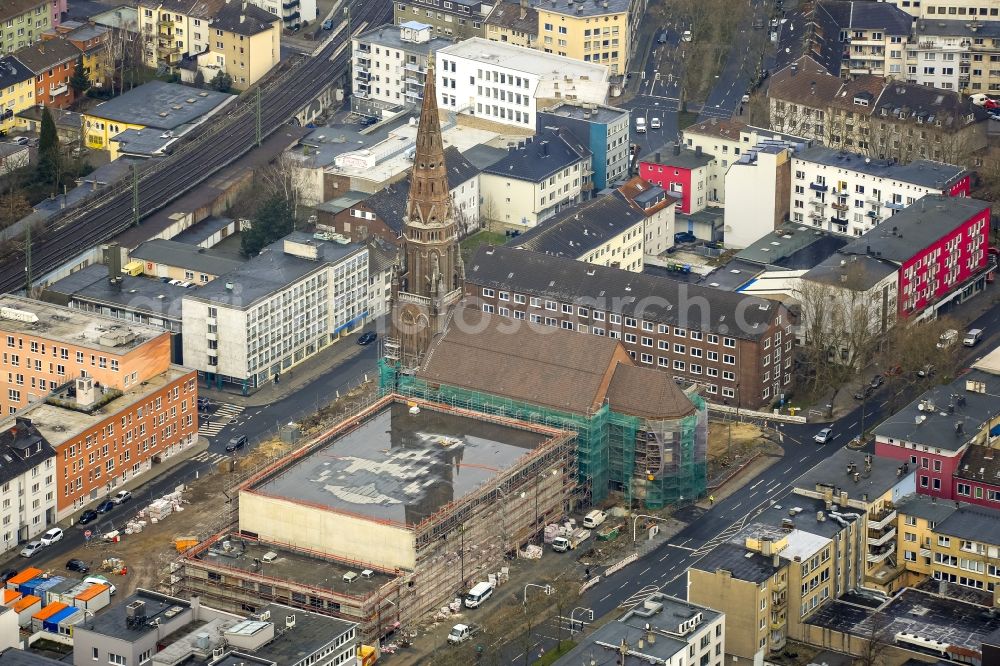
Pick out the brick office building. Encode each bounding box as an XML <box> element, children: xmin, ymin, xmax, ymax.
<box><xmin>465</xmin><ymin>245</ymin><xmax>792</xmax><ymax>409</ymax></box>
<box><xmin>0</xmin><ymin>295</ymin><xmax>172</xmax><ymax>415</ymax></box>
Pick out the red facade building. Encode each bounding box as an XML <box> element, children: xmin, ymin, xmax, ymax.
<box><xmin>638</xmin><ymin>143</ymin><xmax>713</xmax><ymax>215</ymax></box>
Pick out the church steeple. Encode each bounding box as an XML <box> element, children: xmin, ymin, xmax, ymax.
<box><xmin>386</xmin><ymin>59</ymin><xmax>465</xmax><ymax>369</ymax></box>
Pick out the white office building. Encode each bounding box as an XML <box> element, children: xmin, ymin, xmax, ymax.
<box><xmin>435</xmin><ymin>38</ymin><xmax>609</xmax><ymax>130</ymax></box>
<box><xmin>351</xmin><ymin>21</ymin><xmax>452</xmax><ymax>118</ymax></box>
<box><xmin>790</xmin><ymin>145</ymin><xmax>968</xmax><ymax>237</ymax></box>
<box><xmin>182</xmin><ymin>232</ymin><xmax>368</xmax><ymax>393</ymax></box>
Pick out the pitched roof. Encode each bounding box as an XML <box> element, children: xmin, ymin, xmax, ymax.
<box><xmin>136</xmin><ymin>0</ymin><xmax>226</xmax><ymax>18</ymax></box>
<box><xmin>934</xmin><ymin>505</ymin><xmax>1000</xmax><ymax>546</ymax></box>
<box><xmin>768</xmin><ymin>56</ymin><xmax>845</xmax><ymax>108</ymax></box>
<box><xmin>482</xmin><ymin>128</ymin><xmax>590</xmax><ymax>183</ymax></box>
<box><xmin>1</xmin><ymin>0</ymin><xmax>47</xmax><ymax>22</ymax></box>
<box><xmin>0</xmin><ymin>57</ymin><xmax>33</xmax><ymax>89</ymax></box>
<box><xmin>617</xmin><ymin>176</ymin><xmax>677</xmax><ymax>216</ymax></box>
<box><xmin>510</xmin><ymin>192</ymin><xmax>644</xmax><ymax>258</ymax></box>
<box><xmin>792</xmin><ymin>146</ymin><xmax>966</xmax><ymax>189</ymax></box>
<box><xmin>210</xmin><ymin>2</ymin><xmax>279</xmax><ymax>36</ymax></box>
<box><xmin>607</xmin><ymin>365</ymin><xmax>696</xmax><ymax>419</ymax></box>
<box><xmin>684</xmin><ymin>117</ymin><xmax>749</xmax><ymax>141</ymax></box>
<box><xmin>875</xmin><ymin>80</ymin><xmax>986</xmax><ymax>130</ymax></box>
<box><xmin>812</xmin><ymin>1</ymin><xmax>913</xmax><ymax>75</ymax></box>
<box><xmin>467</xmin><ymin>245</ymin><xmax>782</xmax><ymax>339</ymax></box>
<box><xmin>13</xmin><ymin>39</ymin><xmax>81</xmax><ymax>73</ymax></box>
<box><xmin>417</xmin><ymin>307</ymin><xmax>623</xmax><ymax>414</ymax></box>
<box><xmin>955</xmin><ymin>445</ymin><xmax>1000</xmax><ymax>486</ymax></box>
<box><xmin>485</xmin><ymin>2</ymin><xmax>538</xmax><ymax>36</ymax></box>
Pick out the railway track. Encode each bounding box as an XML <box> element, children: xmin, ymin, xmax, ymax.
<box><xmin>0</xmin><ymin>0</ymin><xmax>389</xmax><ymax>293</ymax></box>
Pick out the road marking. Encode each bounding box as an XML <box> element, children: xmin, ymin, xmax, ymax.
<box><xmin>880</xmin><ymin>400</ymin><xmax>889</xmax><ymax>407</ymax></box>
<box><xmin>619</xmin><ymin>582</ymin><xmax>629</xmax><ymax>589</ymax></box>
<box><xmin>799</xmin><ymin>456</ymin><xmax>809</xmax><ymax>462</ymax></box>
<box><xmin>640</xmin><ymin>567</ymin><xmax>650</xmax><ymax>576</ymax></box>
<box><xmin>669</xmin><ymin>544</ymin><xmax>694</xmax><ymax>551</ymax></box>
<box><xmin>849</xmin><ymin>421</ymin><xmax>858</xmax><ymax>429</ymax></box>
<box><xmin>749</xmin><ymin>480</ymin><xmax>763</xmax><ymax>490</ymax></box>
<box><xmin>783</xmin><ymin>467</ymin><xmax>792</xmax><ymax>474</ymax></box>
<box><xmin>731</xmin><ymin>502</ymin><xmax>742</xmax><ymax>510</ymax></box>
<box><xmin>659</xmin><ymin>554</ymin><xmax>669</xmax><ymax>562</ymax></box>
<box><xmin>600</xmin><ymin>594</ymin><xmax>611</xmax><ymax>602</ymax></box>
<box><xmin>679</xmin><ymin>539</ymin><xmax>691</xmax><ymax>547</ymax></box>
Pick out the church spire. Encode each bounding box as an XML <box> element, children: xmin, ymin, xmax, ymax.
<box><xmin>405</xmin><ymin>60</ymin><xmax>452</xmax><ymax>227</ymax></box>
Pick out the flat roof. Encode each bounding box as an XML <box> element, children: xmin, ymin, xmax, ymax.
<box><xmin>12</xmin><ymin>366</ymin><xmax>190</xmax><ymax>448</ymax></box>
<box><xmin>735</xmin><ymin>226</ymin><xmax>848</xmax><ymax>269</ymax></box>
<box><xmin>972</xmin><ymin>344</ymin><xmax>1000</xmax><ymax>376</ymax></box>
<box><xmin>439</xmin><ymin>37</ymin><xmax>608</xmax><ymax>79</ymax></box>
<box><xmin>249</xmin><ymin>402</ymin><xmax>547</xmax><ymax>526</ymax></box>
<box><xmin>130</xmin><ymin>239</ymin><xmax>246</xmax><ymax>275</ymax></box>
<box><xmin>641</xmin><ymin>143</ymin><xmax>714</xmax><ymax>169</ymax></box>
<box><xmin>45</xmin><ymin>264</ymin><xmax>188</xmax><ymax>322</ymax></box>
<box><xmin>793</xmin><ymin>447</ymin><xmax>912</xmax><ymax>500</ymax></box>
<box><xmin>526</xmin><ymin>0</ymin><xmax>630</xmax><ymax>18</ymax></box>
<box><xmin>690</xmin><ymin>542</ymin><xmax>782</xmax><ymax>583</ymax></box>
<box><xmin>171</xmin><ymin>215</ymin><xmax>236</xmax><ymax>247</ymax></box>
<box><xmin>538</xmin><ymin>101</ymin><xmax>627</xmax><ymax>125</ymax></box>
<box><xmin>793</xmin><ymin>146</ymin><xmax>965</xmax><ymax>189</ymax></box>
<box><xmin>111</xmin><ymin>128</ymin><xmax>174</xmax><ymax>157</ymax></box>
<box><xmin>83</xmin><ymin>589</ymin><xmax>191</xmax><ymax>640</ymax></box>
<box><xmin>0</xmin><ymin>294</ymin><xmax>165</xmax><ymax>353</ymax></box>
<box><xmin>195</xmin><ymin>535</ymin><xmax>395</xmax><ymax>596</ymax></box>
<box><xmin>873</xmin><ymin>369</ymin><xmax>1000</xmax><ymax>451</ymax></box>
<box><xmin>743</xmin><ymin>495</ymin><xmax>864</xmax><ymax>541</ymax></box>
<box><xmin>88</xmin><ymin>81</ymin><xmax>233</xmax><ymax>131</ymax></box>
<box><xmin>354</xmin><ymin>23</ymin><xmax>452</xmax><ymax>55</ymax></box>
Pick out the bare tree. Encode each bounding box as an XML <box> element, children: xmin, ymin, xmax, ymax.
<box><xmin>856</xmin><ymin>610</ymin><xmax>892</xmax><ymax>666</ymax></box>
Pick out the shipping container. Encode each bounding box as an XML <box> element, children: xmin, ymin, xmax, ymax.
<box><xmin>6</xmin><ymin>568</ymin><xmax>43</xmax><ymax>589</ymax></box>
<box><xmin>31</xmin><ymin>601</ymin><xmax>67</xmax><ymax>633</ymax></box>
<box><xmin>12</xmin><ymin>595</ymin><xmax>40</xmax><ymax>627</ymax></box>
<box><xmin>74</xmin><ymin>583</ymin><xmax>111</xmax><ymax>613</ymax></box>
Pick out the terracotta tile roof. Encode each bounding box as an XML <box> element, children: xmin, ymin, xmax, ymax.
<box><xmin>417</xmin><ymin>307</ymin><xmax>623</xmax><ymax>415</ymax></box>
<box><xmin>607</xmin><ymin>365</ymin><xmax>696</xmax><ymax>419</ymax></box>
<box><xmin>617</xmin><ymin>176</ymin><xmax>677</xmax><ymax>216</ymax></box>
<box><xmin>684</xmin><ymin>117</ymin><xmax>749</xmax><ymax>141</ymax></box>
<box><xmin>767</xmin><ymin>56</ymin><xmax>844</xmax><ymax>108</ymax></box>
<box><xmin>13</xmin><ymin>39</ymin><xmax>81</xmax><ymax>73</ymax></box>
<box><xmin>1</xmin><ymin>0</ymin><xmax>46</xmax><ymax>22</ymax></box>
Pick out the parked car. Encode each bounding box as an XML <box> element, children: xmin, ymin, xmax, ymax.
<box><xmin>226</xmin><ymin>435</ymin><xmax>248</xmax><ymax>452</ymax></box>
<box><xmin>853</xmin><ymin>385</ymin><xmax>874</xmax><ymax>400</ymax></box>
<box><xmin>657</xmin><ymin>31</ymin><xmax>668</xmax><ymax>44</ymax></box>
<box><xmin>582</xmin><ymin>509</ymin><xmax>608</xmax><ymax>529</ymax></box>
<box><xmin>357</xmin><ymin>331</ymin><xmax>378</xmax><ymax>346</ymax></box>
<box><xmin>870</xmin><ymin>375</ymin><xmax>884</xmax><ymax>389</ymax></box>
<box><xmin>682</xmin><ymin>30</ymin><xmax>692</xmax><ymax>42</ymax></box>
<box><xmin>964</xmin><ymin>328</ymin><xmax>984</xmax><ymax>347</ymax></box>
<box><xmin>448</xmin><ymin>623</ymin><xmax>481</xmax><ymax>645</ymax></box>
<box><xmin>813</xmin><ymin>428</ymin><xmax>834</xmax><ymax>444</ymax></box>
<box><xmin>78</xmin><ymin>510</ymin><xmax>99</xmax><ymax>525</ymax></box>
<box><xmin>40</xmin><ymin>527</ymin><xmax>63</xmax><ymax>545</ymax></box>
<box><xmin>917</xmin><ymin>364</ymin><xmax>935</xmax><ymax>378</ymax></box>
<box><xmin>66</xmin><ymin>559</ymin><xmax>90</xmax><ymax>574</ymax></box>
<box><xmin>674</xmin><ymin>231</ymin><xmax>696</xmax><ymax>244</ymax></box>
<box><xmin>322</xmin><ymin>18</ymin><xmax>334</xmax><ymax>29</ymax></box>
<box><xmin>19</xmin><ymin>542</ymin><xmax>43</xmax><ymax>557</ymax></box>
<box><xmin>936</xmin><ymin>329</ymin><xmax>958</xmax><ymax>349</ymax></box>
<box><xmin>97</xmin><ymin>500</ymin><xmax>115</xmax><ymax>514</ymax></box>
<box><xmin>84</xmin><ymin>575</ymin><xmax>116</xmax><ymax>595</ymax></box>
<box><xmin>0</xmin><ymin>568</ymin><xmax>17</xmax><ymax>583</ymax></box>
<box><xmin>650</xmin><ymin>117</ymin><xmax>661</xmax><ymax>129</ymax></box>
<box><xmin>741</xmin><ymin>93</ymin><xmax>751</xmax><ymax>103</ymax></box>
<box><xmin>112</xmin><ymin>490</ymin><xmax>132</xmax><ymax>505</ymax></box>
<box><xmin>11</xmin><ymin>136</ymin><xmax>29</xmax><ymax>146</ymax></box>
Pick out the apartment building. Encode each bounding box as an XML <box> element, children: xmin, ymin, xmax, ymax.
<box><xmin>724</xmin><ymin>144</ymin><xmax>793</xmax><ymax>249</ymax></box>
<box><xmin>137</xmin><ymin>0</ymin><xmax>219</xmax><ymax>69</ymax></box>
<box><xmin>810</xmin><ymin>1</ymin><xmax>912</xmax><ymax>79</ymax></box>
<box><xmin>639</xmin><ymin>144</ymin><xmax>714</xmax><ymax>215</ymax></box>
<box><xmin>0</xmin><ymin>418</ymin><xmax>56</xmax><ymax>554</ymax></box>
<box><xmin>13</xmin><ymin>37</ymin><xmax>80</xmax><ymax>108</ymax></box>
<box><xmin>768</xmin><ymin>57</ymin><xmax>988</xmax><ymax>163</ymax></box>
<box><xmin>435</xmin><ymin>38</ymin><xmax>610</xmax><ymax>130</ymax></box>
<box><xmin>888</xmin><ymin>0</ymin><xmax>1000</xmax><ymax>19</ymax></box>
<box><xmin>0</xmin><ymin>295</ymin><xmax>173</xmax><ymax>415</ymax></box>
<box><xmin>466</xmin><ymin>245</ymin><xmax>792</xmax><ymax>409</ymax></box>
<box><xmin>196</xmin><ymin>2</ymin><xmax>280</xmax><ymax>90</ymax></box>
<box><xmin>393</xmin><ymin>0</ymin><xmax>492</xmax><ymax>40</ymax></box>
<box><xmin>789</xmin><ymin>145</ymin><xmax>968</xmax><ymax>236</ymax></box>
<box><xmin>182</xmin><ymin>233</ymin><xmax>369</xmax><ymax>393</ymax></box>
<box><xmin>479</xmin><ymin>128</ymin><xmax>592</xmax><ymax>228</ymax></box>
<box><xmin>0</xmin><ymin>57</ymin><xmax>34</xmax><ymax>135</ymax></box>
<box><xmin>526</xmin><ymin>0</ymin><xmax>644</xmax><ymax>76</ymax></box>
<box><xmin>351</xmin><ymin>21</ymin><xmax>451</xmax><ymax>118</ymax></box>
<box><xmin>558</xmin><ymin>594</ymin><xmax>725</xmax><ymax>666</ymax></box>
<box><xmin>510</xmin><ymin>190</ymin><xmax>646</xmax><ymax>271</ymax></box>
<box><xmin>43</xmin><ymin>22</ymin><xmax>111</xmax><ymax>89</ymax></box>
<box><xmin>618</xmin><ymin>175</ymin><xmax>677</xmax><ymax>260</ymax></box>
<box><xmin>1</xmin><ymin>0</ymin><xmax>51</xmax><ymax>55</ymax></box>
<box><xmin>251</xmin><ymin>0</ymin><xmax>316</xmax><ymax>28</ymax></box>
<box><xmin>537</xmin><ymin>101</ymin><xmax>629</xmax><ymax>190</ymax></box>
<box><xmin>485</xmin><ymin>0</ymin><xmax>538</xmax><ymax>49</ymax></box>
<box><xmin>909</xmin><ymin>19</ymin><xmax>1000</xmax><ymax>94</ymax></box>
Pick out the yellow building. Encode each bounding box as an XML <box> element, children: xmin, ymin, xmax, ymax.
<box><xmin>137</xmin><ymin>0</ymin><xmax>224</xmax><ymax>70</ymax></box>
<box><xmin>196</xmin><ymin>3</ymin><xmax>280</xmax><ymax>91</ymax></box>
<box><xmin>81</xmin><ymin>80</ymin><xmax>233</xmax><ymax>153</ymax></box>
<box><xmin>1</xmin><ymin>0</ymin><xmax>51</xmax><ymax>55</ymax></box>
<box><xmin>0</xmin><ymin>56</ymin><xmax>35</xmax><ymax>135</ymax></box>
<box><xmin>529</xmin><ymin>0</ymin><xmax>641</xmax><ymax>76</ymax></box>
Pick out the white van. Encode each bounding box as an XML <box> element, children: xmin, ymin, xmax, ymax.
<box><xmin>635</xmin><ymin>117</ymin><xmax>646</xmax><ymax>133</ymax></box>
<box><xmin>582</xmin><ymin>509</ymin><xmax>607</xmax><ymax>529</ymax></box>
<box><xmin>464</xmin><ymin>581</ymin><xmax>495</xmax><ymax>608</ymax></box>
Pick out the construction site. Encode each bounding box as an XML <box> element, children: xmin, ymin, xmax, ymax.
<box><xmin>176</xmin><ymin>393</ymin><xmax>576</xmax><ymax>642</ymax></box>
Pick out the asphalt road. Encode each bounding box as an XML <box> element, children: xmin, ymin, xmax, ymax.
<box><xmin>697</xmin><ymin>0</ymin><xmax>769</xmax><ymax>122</ymax></box>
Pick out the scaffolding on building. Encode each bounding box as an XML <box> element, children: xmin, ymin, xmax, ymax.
<box><xmin>380</xmin><ymin>360</ymin><xmax>708</xmax><ymax>510</ymax></box>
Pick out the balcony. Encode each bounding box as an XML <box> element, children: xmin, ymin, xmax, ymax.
<box><xmin>403</xmin><ymin>76</ymin><xmax>425</xmax><ymax>87</ymax></box>
<box><xmin>867</xmin><ymin>527</ymin><xmax>897</xmax><ymax>547</ymax></box>
<box><xmin>809</xmin><ymin>182</ymin><xmax>828</xmax><ymax>192</ymax></box>
<box><xmin>355</xmin><ymin>70</ymin><xmax>370</xmax><ymax>81</ymax></box>
<box><xmin>867</xmin><ymin>548</ymin><xmax>893</xmax><ymax>564</ymax></box>
<box><xmin>403</xmin><ymin>62</ymin><xmax>426</xmax><ymax>74</ymax></box>
<box><xmin>770</xmin><ymin>631</ymin><xmax>787</xmax><ymax>652</ymax></box>
<box><xmin>770</xmin><ymin>616</ymin><xmax>786</xmax><ymax>630</ymax></box>
<box><xmin>832</xmin><ymin>200</ymin><xmax>849</xmax><ymax>211</ymax></box>
<box><xmin>157</xmin><ymin>42</ymin><xmax>180</xmax><ymax>56</ymax></box>
<box><xmin>282</xmin><ymin>0</ymin><xmax>299</xmax><ymax>9</ymax></box>
<box><xmin>158</xmin><ymin>25</ymin><xmax>173</xmax><ymax>37</ymax></box>
<box><xmin>809</xmin><ymin>198</ymin><xmax>825</xmax><ymax>208</ymax></box>
<box><xmin>869</xmin><ymin>508</ymin><xmax>897</xmax><ymax>531</ymax></box>
<box><xmin>919</xmin><ymin>547</ymin><xmax>932</xmax><ymax>558</ymax></box>
<box><xmin>884</xmin><ymin>200</ymin><xmax>905</xmax><ymax>210</ymax></box>
<box><xmin>49</xmin><ymin>82</ymin><xmax>68</xmax><ymax>97</ymax></box>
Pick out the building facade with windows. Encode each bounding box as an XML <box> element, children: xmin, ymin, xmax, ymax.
<box><xmin>0</xmin><ymin>418</ymin><xmax>56</xmax><ymax>554</ymax></box>
<box><xmin>435</xmin><ymin>38</ymin><xmax>609</xmax><ymax>131</ymax></box>
<box><xmin>0</xmin><ymin>0</ymin><xmax>52</xmax><ymax>55</ymax></box>
<box><xmin>0</xmin><ymin>56</ymin><xmax>34</xmax><ymax>135</ymax></box>
<box><xmin>639</xmin><ymin>144</ymin><xmax>714</xmax><ymax>215</ymax></box>
<box><xmin>484</xmin><ymin>0</ymin><xmax>538</xmax><ymax>49</ymax></box>
<box><xmin>536</xmin><ymin>101</ymin><xmax>629</xmax><ymax>190</ymax></box>
<box><xmin>12</xmin><ymin>36</ymin><xmax>79</xmax><ymax>109</ymax></box>
<box><xmin>810</xmin><ymin>0</ymin><xmax>912</xmax><ymax>79</ymax></box>
<box><xmin>887</xmin><ymin>0</ymin><xmax>1000</xmax><ymax>20</ymax></box>
<box><xmin>393</xmin><ymin>0</ymin><xmax>492</xmax><ymax>40</ymax></box>
<box><xmin>195</xmin><ymin>2</ymin><xmax>280</xmax><ymax>91</ymax></box>
<box><xmin>137</xmin><ymin>0</ymin><xmax>221</xmax><ymax>70</ymax></box>
<box><xmin>351</xmin><ymin>22</ymin><xmax>451</xmax><ymax>117</ymax></box>
<box><xmin>466</xmin><ymin>246</ymin><xmax>791</xmax><ymax>409</ymax></box>
<box><xmin>525</xmin><ymin>0</ymin><xmax>643</xmax><ymax>76</ymax></box>
<box><xmin>789</xmin><ymin>146</ymin><xmax>969</xmax><ymax>237</ymax></box>
<box><xmin>908</xmin><ymin>18</ymin><xmax>1000</xmax><ymax>94</ymax></box>
<box><xmin>250</xmin><ymin>0</ymin><xmax>316</xmax><ymax>28</ymax></box>
<box><xmin>181</xmin><ymin>233</ymin><xmax>369</xmax><ymax>393</ymax></box>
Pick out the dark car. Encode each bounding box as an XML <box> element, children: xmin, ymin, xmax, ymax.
<box><xmin>78</xmin><ymin>510</ymin><xmax>99</xmax><ymax>525</ymax></box>
<box><xmin>657</xmin><ymin>31</ymin><xmax>668</xmax><ymax>44</ymax></box>
<box><xmin>359</xmin><ymin>116</ymin><xmax>377</xmax><ymax>126</ymax></box>
<box><xmin>66</xmin><ymin>559</ymin><xmax>90</xmax><ymax>574</ymax></box>
<box><xmin>0</xmin><ymin>568</ymin><xmax>17</xmax><ymax>583</ymax></box>
<box><xmin>226</xmin><ymin>435</ymin><xmax>248</xmax><ymax>452</ymax></box>
<box><xmin>197</xmin><ymin>397</ymin><xmax>211</xmax><ymax>410</ymax></box>
<box><xmin>96</xmin><ymin>500</ymin><xmax>115</xmax><ymax>514</ymax></box>
<box><xmin>357</xmin><ymin>331</ymin><xmax>378</xmax><ymax>346</ymax></box>
<box><xmin>870</xmin><ymin>374</ymin><xmax>884</xmax><ymax>389</ymax></box>
<box><xmin>854</xmin><ymin>385</ymin><xmax>875</xmax><ymax>400</ymax></box>
<box><xmin>674</xmin><ymin>231</ymin><xmax>697</xmax><ymax>244</ymax></box>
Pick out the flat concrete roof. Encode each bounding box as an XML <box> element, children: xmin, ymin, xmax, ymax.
<box><xmin>249</xmin><ymin>402</ymin><xmax>546</xmax><ymax>527</ymax></box>
<box><xmin>197</xmin><ymin>534</ymin><xmax>396</xmax><ymax>595</ymax></box>
<box><xmin>0</xmin><ymin>294</ymin><xmax>165</xmax><ymax>353</ymax></box>
<box><xmin>439</xmin><ymin>37</ymin><xmax>608</xmax><ymax>79</ymax></box>
<box><xmin>88</xmin><ymin>81</ymin><xmax>233</xmax><ymax>131</ymax></box>
<box><xmin>45</xmin><ymin>265</ymin><xmax>188</xmax><ymax>323</ymax></box>
<box><xmin>793</xmin><ymin>447</ymin><xmax>911</xmax><ymax>500</ymax></box>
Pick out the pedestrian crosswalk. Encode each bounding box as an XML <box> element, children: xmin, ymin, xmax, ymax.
<box><xmin>197</xmin><ymin>403</ymin><xmax>245</xmax><ymax>438</ymax></box>
<box><xmin>191</xmin><ymin>450</ymin><xmax>229</xmax><ymax>465</ymax></box>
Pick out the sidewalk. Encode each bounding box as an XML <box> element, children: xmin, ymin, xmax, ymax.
<box><xmin>197</xmin><ymin>325</ymin><xmax>378</xmax><ymax>408</ymax></box>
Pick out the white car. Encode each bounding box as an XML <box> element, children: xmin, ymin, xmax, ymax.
<box><xmin>84</xmin><ymin>575</ymin><xmax>117</xmax><ymax>595</ymax></box>
<box><xmin>40</xmin><ymin>527</ymin><xmax>63</xmax><ymax>545</ymax></box>
<box><xmin>682</xmin><ymin>30</ymin><xmax>692</xmax><ymax>42</ymax></box>
<box><xmin>635</xmin><ymin>117</ymin><xmax>646</xmax><ymax>133</ymax></box>
<box><xmin>20</xmin><ymin>541</ymin><xmax>43</xmax><ymax>557</ymax></box>
<box><xmin>650</xmin><ymin>117</ymin><xmax>661</xmax><ymax>129</ymax></box>
<box><xmin>813</xmin><ymin>428</ymin><xmax>833</xmax><ymax>444</ymax></box>
<box><xmin>11</xmin><ymin>136</ymin><xmax>30</xmax><ymax>146</ymax></box>
<box><xmin>112</xmin><ymin>490</ymin><xmax>132</xmax><ymax>504</ymax></box>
